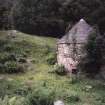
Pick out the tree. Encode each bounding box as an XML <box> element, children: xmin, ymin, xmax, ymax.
<box><xmin>79</xmin><ymin>28</ymin><xmax>103</xmax><ymax>76</ymax></box>
<box><xmin>12</xmin><ymin>0</ymin><xmax>63</xmax><ymax>36</ymax></box>
<box><xmin>1</xmin><ymin>0</ymin><xmax>105</xmax><ymax>37</ymax></box>
<box><xmin>0</xmin><ymin>0</ymin><xmax>15</xmax><ymax>30</ymax></box>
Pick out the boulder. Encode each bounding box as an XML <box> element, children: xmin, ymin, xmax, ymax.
<box><xmin>54</xmin><ymin>100</ymin><xmax>65</xmax><ymax>105</ymax></box>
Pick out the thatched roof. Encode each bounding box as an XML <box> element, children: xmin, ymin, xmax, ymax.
<box><xmin>58</xmin><ymin>19</ymin><xmax>93</xmax><ymax>44</ymax></box>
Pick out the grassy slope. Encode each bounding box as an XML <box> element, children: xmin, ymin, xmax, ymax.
<box><xmin>0</xmin><ymin>31</ymin><xmax>105</xmax><ymax>105</ymax></box>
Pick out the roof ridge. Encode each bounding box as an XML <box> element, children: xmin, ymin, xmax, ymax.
<box><xmin>58</xmin><ymin>19</ymin><xmax>93</xmax><ymax>44</ymax></box>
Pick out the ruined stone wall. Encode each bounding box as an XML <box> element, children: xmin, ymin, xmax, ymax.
<box><xmin>57</xmin><ymin>43</ymin><xmax>83</xmax><ymax>72</ymax></box>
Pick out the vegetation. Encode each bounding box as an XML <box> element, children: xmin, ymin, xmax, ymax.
<box><xmin>52</xmin><ymin>64</ymin><xmax>66</xmax><ymax>75</ymax></box>
<box><xmin>0</xmin><ymin>31</ymin><xmax>105</xmax><ymax>105</ymax></box>
<box><xmin>79</xmin><ymin>29</ymin><xmax>105</xmax><ymax>76</ymax></box>
<box><xmin>1</xmin><ymin>0</ymin><xmax>105</xmax><ymax>36</ymax></box>
<box><xmin>46</xmin><ymin>53</ymin><xmax>57</xmax><ymax>65</ymax></box>
<box><xmin>25</xmin><ymin>88</ymin><xmax>54</xmax><ymax>105</ymax></box>
<box><xmin>0</xmin><ymin>37</ymin><xmax>27</xmax><ymax>73</ymax></box>
<box><xmin>1</xmin><ymin>0</ymin><xmax>105</xmax><ymax>104</ymax></box>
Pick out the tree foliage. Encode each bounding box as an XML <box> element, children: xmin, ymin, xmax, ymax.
<box><xmin>1</xmin><ymin>0</ymin><xmax>105</xmax><ymax>36</ymax></box>
<box><xmin>79</xmin><ymin>28</ymin><xmax>105</xmax><ymax>76</ymax></box>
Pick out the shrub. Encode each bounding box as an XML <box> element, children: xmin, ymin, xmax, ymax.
<box><xmin>79</xmin><ymin>30</ymin><xmax>103</xmax><ymax>76</ymax></box>
<box><xmin>53</xmin><ymin>64</ymin><xmax>66</xmax><ymax>75</ymax></box>
<box><xmin>46</xmin><ymin>53</ymin><xmax>57</xmax><ymax>65</ymax></box>
<box><xmin>0</xmin><ymin>53</ymin><xmax>26</xmax><ymax>73</ymax></box>
<box><xmin>0</xmin><ymin>53</ymin><xmax>10</xmax><ymax>64</ymax></box>
<box><xmin>0</xmin><ymin>96</ymin><xmax>25</xmax><ymax>105</ymax></box>
<box><xmin>9</xmin><ymin>54</ymin><xmax>17</xmax><ymax>61</ymax></box>
<box><xmin>0</xmin><ymin>39</ymin><xmax>9</xmax><ymax>47</ymax></box>
<box><xmin>66</xmin><ymin>95</ymin><xmax>80</xmax><ymax>103</ymax></box>
<box><xmin>4</xmin><ymin>61</ymin><xmax>25</xmax><ymax>73</ymax></box>
<box><xmin>4</xmin><ymin>44</ymin><xmax>13</xmax><ymax>52</ymax></box>
<box><xmin>0</xmin><ymin>53</ymin><xmax>17</xmax><ymax>64</ymax></box>
<box><xmin>25</xmin><ymin>88</ymin><xmax>54</xmax><ymax>105</ymax></box>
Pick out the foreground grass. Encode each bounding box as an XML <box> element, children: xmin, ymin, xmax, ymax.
<box><xmin>0</xmin><ymin>30</ymin><xmax>105</xmax><ymax>105</ymax></box>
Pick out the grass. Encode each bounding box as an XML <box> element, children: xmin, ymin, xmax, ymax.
<box><xmin>0</xmin><ymin>30</ymin><xmax>105</xmax><ymax>105</ymax></box>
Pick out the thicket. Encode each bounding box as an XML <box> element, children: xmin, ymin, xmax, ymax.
<box><xmin>79</xmin><ymin>29</ymin><xmax>105</xmax><ymax>76</ymax></box>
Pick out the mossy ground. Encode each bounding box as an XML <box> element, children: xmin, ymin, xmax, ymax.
<box><xmin>0</xmin><ymin>31</ymin><xmax>105</xmax><ymax>105</ymax></box>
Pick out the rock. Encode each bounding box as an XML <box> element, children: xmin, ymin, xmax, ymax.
<box><xmin>84</xmin><ymin>85</ymin><xmax>93</xmax><ymax>92</ymax></box>
<box><xmin>54</xmin><ymin>100</ymin><xmax>65</xmax><ymax>105</ymax></box>
<box><xmin>7</xmin><ymin>30</ymin><xmax>17</xmax><ymax>38</ymax></box>
<box><xmin>7</xmin><ymin>78</ymin><xmax>13</xmax><ymax>81</ymax></box>
<box><xmin>85</xmin><ymin>85</ymin><xmax>93</xmax><ymax>89</ymax></box>
<box><xmin>0</xmin><ymin>76</ymin><xmax>5</xmax><ymax>80</ymax></box>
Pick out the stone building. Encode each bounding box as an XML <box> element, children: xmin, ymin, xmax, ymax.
<box><xmin>57</xmin><ymin>19</ymin><xmax>93</xmax><ymax>73</ymax></box>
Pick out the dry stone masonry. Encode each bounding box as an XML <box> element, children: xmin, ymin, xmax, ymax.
<box><xmin>57</xmin><ymin>19</ymin><xmax>93</xmax><ymax>73</ymax></box>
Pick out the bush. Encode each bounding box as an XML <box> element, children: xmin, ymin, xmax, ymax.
<box><xmin>0</xmin><ymin>53</ymin><xmax>10</xmax><ymax>64</ymax></box>
<box><xmin>53</xmin><ymin>64</ymin><xmax>66</xmax><ymax>75</ymax></box>
<box><xmin>0</xmin><ymin>96</ymin><xmax>25</xmax><ymax>105</ymax></box>
<box><xmin>66</xmin><ymin>95</ymin><xmax>80</xmax><ymax>103</ymax></box>
<box><xmin>0</xmin><ymin>39</ymin><xmax>8</xmax><ymax>47</ymax></box>
<box><xmin>46</xmin><ymin>53</ymin><xmax>57</xmax><ymax>65</ymax></box>
<box><xmin>0</xmin><ymin>53</ymin><xmax>17</xmax><ymax>64</ymax></box>
<box><xmin>4</xmin><ymin>44</ymin><xmax>13</xmax><ymax>52</ymax></box>
<box><xmin>79</xmin><ymin>30</ymin><xmax>103</xmax><ymax>76</ymax></box>
<box><xmin>0</xmin><ymin>53</ymin><xmax>26</xmax><ymax>73</ymax></box>
<box><xmin>4</xmin><ymin>61</ymin><xmax>25</xmax><ymax>73</ymax></box>
<box><xmin>25</xmin><ymin>88</ymin><xmax>54</xmax><ymax>105</ymax></box>
<box><xmin>9</xmin><ymin>54</ymin><xmax>17</xmax><ymax>61</ymax></box>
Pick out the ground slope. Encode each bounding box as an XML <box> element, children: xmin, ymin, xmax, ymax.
<box><xmin>0</xmin><ymin>31</ymin><xmax>105</xmax><ymax>105</ymax></box>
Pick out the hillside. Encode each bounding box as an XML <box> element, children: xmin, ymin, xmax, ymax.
<box><xmin>0</xmin><ymin>31</ymin><xmax>105</xmax><ymax>105</ymax></box>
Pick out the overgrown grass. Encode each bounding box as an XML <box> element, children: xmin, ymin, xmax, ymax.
<box><xmin>0</xmin><ymin>31</ymin><xmax>105</xmax><ymax>105</ymax></box>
